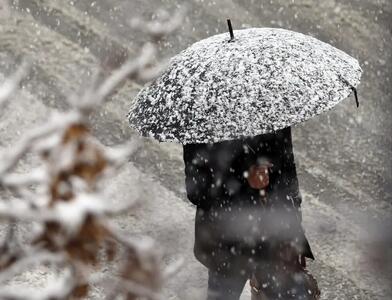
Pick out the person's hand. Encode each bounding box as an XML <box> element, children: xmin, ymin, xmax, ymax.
<box><xmin>246</xmin><ymin>163</ymin><xmax>273</xmax><ymax>190</ymax></box>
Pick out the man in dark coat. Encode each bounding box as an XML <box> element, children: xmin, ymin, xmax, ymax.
<box><xmin>183</xmin><ymin>127</ymin><xmax>320</xmax><ymax>300</ymax></box>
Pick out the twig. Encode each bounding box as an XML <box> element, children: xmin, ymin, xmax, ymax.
<box><xmin>130</xmin><ymin>7</ymin><xmax>186</xmax><ymax>41</ymax></box>
<box><xmin>0</xmin><ymin>250</ymin><xmax>66</xmax><ymax>284</ymax></box>
<box><xmin>0</xmin><ymin>61</ymin><xmax>30</xmax><ymax>108</ymax></box>
<box><xmin>0</xmin><ymin>111</ymin><xmax>81</xmax><ymax>178</ymax></box>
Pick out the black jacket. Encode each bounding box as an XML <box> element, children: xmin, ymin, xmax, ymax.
<box><xmin>183</xmin><ymin>127</ymin><xmax>314</xmax><ymax>274</ymax></box>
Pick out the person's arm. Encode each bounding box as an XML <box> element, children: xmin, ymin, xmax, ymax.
<box><xmin>282</xmin><ymin>129</ymin><xmax>316</xmax><ymax>259</ymax></box>
<box><xmin>183</xmin><ymin>144</ymin><xmax>211</xmax><ymax>207</ymax></box>
<box><xmin>281</xmin><ymin>128</ymin><xmax>303</xmax><ymax>210</ymax></box>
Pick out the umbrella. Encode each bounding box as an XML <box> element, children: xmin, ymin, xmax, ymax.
<box><xmin>127</xmin><ymin>20</ymin><xmax>362</xmax><ymax>144</ymax></box>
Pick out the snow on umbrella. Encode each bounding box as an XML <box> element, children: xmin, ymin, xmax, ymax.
<box><xmin>127</xmin><ymin>21</ymin><xmax>362</xmax><ymax>144</ymax></box>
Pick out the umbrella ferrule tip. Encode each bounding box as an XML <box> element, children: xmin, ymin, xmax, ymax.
<box><xmin>227</xmin><ymin>19</ymin><xmax>235</xmax><ymax>42</ymax></box>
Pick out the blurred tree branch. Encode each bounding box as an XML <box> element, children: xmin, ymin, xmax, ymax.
<box><xmin>0</xmin><ymin>7</ymin><xmax>184</xmax><ymax>299</ymax></box>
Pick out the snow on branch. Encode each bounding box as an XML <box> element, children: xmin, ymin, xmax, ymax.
<box><xmin>130</xmin><ymin>7</ymin><xmax>186</xmax><ymax>41</ymax></box>
<box><xmin>0</xmin><ymin>61</ymin><xmax>30</xmax><ymax>109</ymax></box>
<box><xmin>75</xmin><ymin>7</ymin><xmax>186</xmax><ymax>114</ymax></box>
<box><xmin>0</xmin><ymin>8</ymin><xmax>184</xmax><ymax>299</ymax></box>
<box><xmin>89</xmin><ymin>42</ymin><xmax>157</xmax><ymax>108</ymax></box>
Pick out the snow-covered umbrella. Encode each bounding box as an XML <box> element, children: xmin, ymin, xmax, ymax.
<box><xmin>127</xmin><ymin>20</ymin><xmax>362</xmax><ymax>144</ymax></box>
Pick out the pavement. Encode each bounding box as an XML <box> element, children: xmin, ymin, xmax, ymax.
<box><xmin>0</xmin><ymin>0</ymin><xmax>391</xmax><ymax>299</ymax></box>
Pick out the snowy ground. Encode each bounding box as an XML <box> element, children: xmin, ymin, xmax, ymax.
<box><xmin>0</xmin><ymin>0</ymin><xmax>391</xmax><ymax>299</ymax></box>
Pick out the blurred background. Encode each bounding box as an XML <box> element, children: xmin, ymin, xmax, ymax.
<box><xmin>0</xmin><ymin>0</ymin><xmax>391</xmax><ymax>299</ymax></box>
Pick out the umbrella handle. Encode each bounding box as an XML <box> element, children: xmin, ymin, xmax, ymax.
<box><xmin>227</xmin><ymin>19</ymin><xmax>235</xmax><ymax>42</ymax></box>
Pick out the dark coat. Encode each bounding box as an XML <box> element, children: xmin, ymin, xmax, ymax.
<box><xmin>183</xmin><ymin>127</ymin><xmax>314</xmax><ymax>274</ymax></box>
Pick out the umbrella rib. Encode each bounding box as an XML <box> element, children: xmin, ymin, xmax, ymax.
<box><xmin>352</xmin><ymin>87</ymin><xmax>359</xmax><ymax>108</ymax></box>
<box><xmin>245</xmin><ymin>141</ymin><xmax>256</xmax><ymax>154</ymax></box>
<box><xmin>338</xmin><ymin>74</ymin><xmax>360</xmax><ymax>108</ymax></box>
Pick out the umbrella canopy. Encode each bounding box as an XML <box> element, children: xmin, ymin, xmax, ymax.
<box><xmin>127</xmin><ymin>27</ymin><xmax>362</xmax><ymax>144</ymax></box>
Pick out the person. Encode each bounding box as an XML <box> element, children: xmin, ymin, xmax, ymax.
<box><xmin>183</xmin><ymin>127</ymin><xmax>320</xmax><ymax>300</ymax></box>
